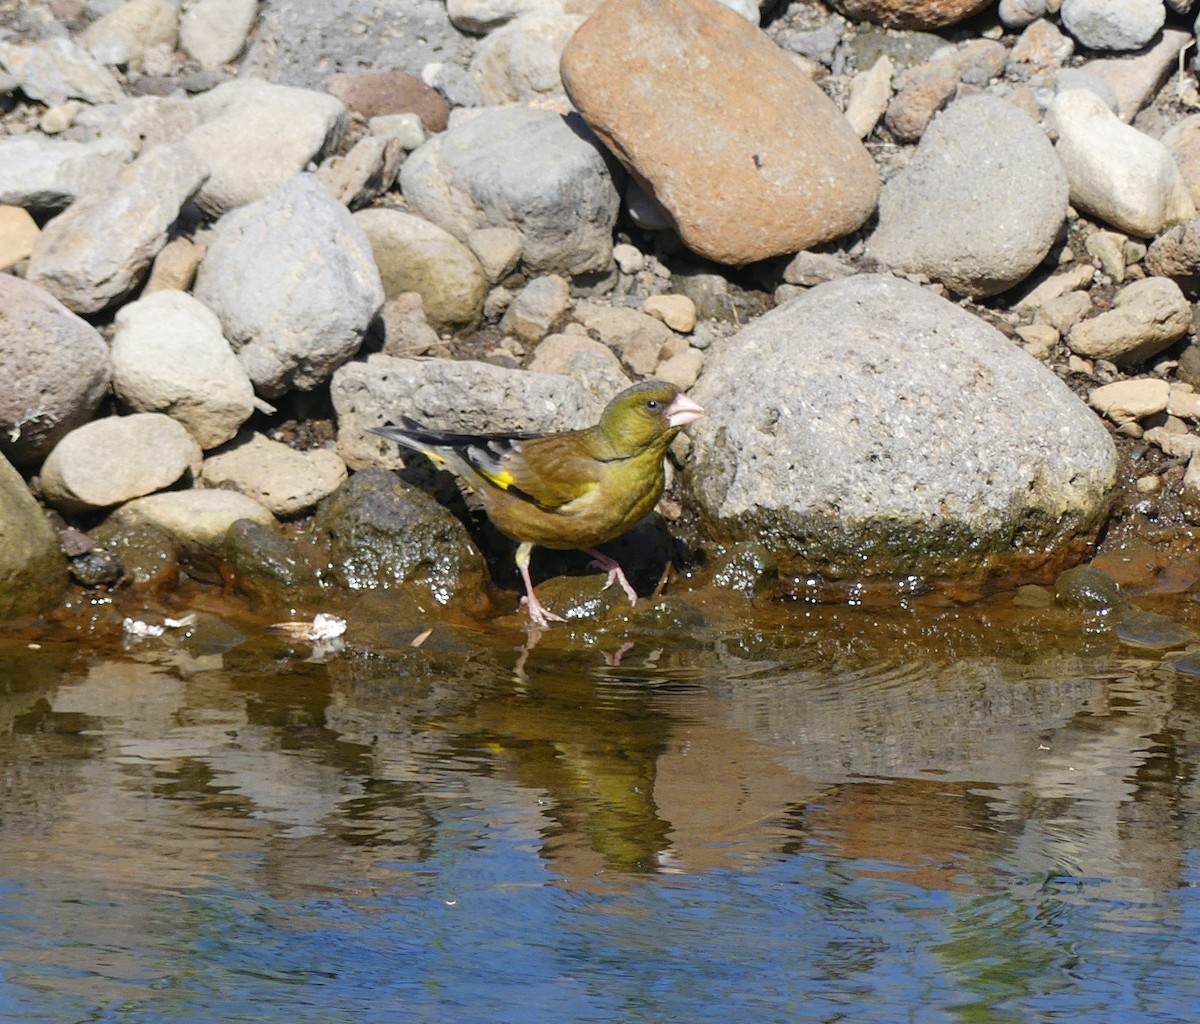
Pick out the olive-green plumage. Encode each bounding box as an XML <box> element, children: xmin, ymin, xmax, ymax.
<box><xmin>370</xmin><ymin>380</ymin><xmax>704</xmax><ymax>626</ymax></box>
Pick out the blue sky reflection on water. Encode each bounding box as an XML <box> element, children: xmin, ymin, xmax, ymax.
<box><xmin>3</xmin><ymin>616</ymin><xmax>1200</xmax><ymax>1023</ymax></box>
<box><xmin>2</xmin><ymin>805</ymin><xmax>1200</xmax><ymax>1024</ymax></box>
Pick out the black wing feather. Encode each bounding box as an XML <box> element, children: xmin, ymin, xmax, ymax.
<box><xmin>382</xmin><ymin>416</ymin><xmax>546</xmax><ymax>449</ymax></box>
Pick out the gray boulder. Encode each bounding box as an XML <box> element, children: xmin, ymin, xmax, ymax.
<box><xmin>40</xmin><ymin>413</ymin><xmax>203</xmax><ymax>514</ymax></box>
<box><xmin>109</xmin><ymin>290</ymin><xmax>256</xmax><ymax>449</ymax></box>
<box><xmin>200</xmin><ymin>432</ymin><xmax>347</xmax><ymax>517</ymax></box>
<box><xmin>687</xmin><ymin>275</ymin><xmax>1118</xmax><ymax>582</ymax></box>
<box><xmin>353</xmin><ymin>207</ymin><xmax>487</xmax><ymax>332</ymax></box>
<box><xmin>399</xmin><ymin>105</ymin><xmax>620</xmax><ymax>277</ymax></box>
<box><xmin>0</xmin><ymin>35</ymin><xmax>124</xmax><ymax>106</ymax></box>
<box><xmin>1060</xmin><ymin>0</ymin><xmax>1164</xmax><ymax>51</ymax></box>
<box><xmin>184</xmin><ymin>79</ymin><xmax>347</xmax><ymax>217</ymax></box>
<box><xmin>114</xmin><ymin>489</ymin><xmax>275</xmax><ymax>550</ymax></box>
<box><xmin>25</xmin><ymin>143</ymin><xmax>208</xmax><ymax>314</ymax></box>
<box><xmin>221</xmin><ymin>519</ymin><xmax>322</xmax><ymax>610</ymax></box>
<box><xmin>240</xmin><ymin>0</ymin><xmax>466</xmax><ymax>89</ymax></box>
<box><xmin>179</xmin><ymin>0</ymin><xmax>258</xmax><ymax>68</ymax></box>
<box><xmin>0</xmin><ymin>453</ymin><xmax>66</xmax><ymax>621</ymax></box>
<box><xmin>331</xmin><ymin>355</ymin><xmax>602</xmax><ymax>470</ymax></box>
<box><xmin>0</xmin><ymin>276</ymin><xmax>110</xmax><ymax>466</ymax></box>
<box><xmin>0</xmin><ymin>136</ymin><xmax>133</xmax><ymax>210</ymax></box>
<box><xmin>66</xmin><ymin>95</ymin><xmax>202</xmax><ymax>156</ymax></box>
<box><xmin>193</xmin><ymin>173</ymin><xmax>385</xmax><ymax>398</ymax></box>
<box><xmin>469</xmin><ymin>11</ymin><xmax>584</xmax><ymax>105</ymax></box>
<box><xmin>868</xmin><ymin>95</ymin><xmax>1069</xmax><ymax>297</ymax></box>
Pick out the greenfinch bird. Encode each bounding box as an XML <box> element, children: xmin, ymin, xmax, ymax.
<box><xmin>370</xmin><ymin>380</ymin><xmax>704</xmax><ymax>627</ymax></box>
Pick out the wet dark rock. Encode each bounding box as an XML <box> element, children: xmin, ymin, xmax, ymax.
<box><xmin>529</xmin><ymin>573</ymin><xmax>628</xmax><ymax>622</ymax></box>
<box><xmin>1013</xmin><ymin>583</ymin><xmax>1054</xmax><ymax>608</ymax></box>
<box><xmin>633</xmin><ymin>597</ymin><xmax>708</xmax><ymax>632</ymax></box>
<box><xmin>90</xmin><ymin>519</ymin><xmax>180</xmax><ymax>592</ymax></box>
<box><xmin>59</xmin><ymin>526</ymin><xmax>92</xmax><ymax>557</ymax></box>
<box><xmin>711</xmin><ymin>541</ymin><xmax>779</xmax><ymax>597</ymax></box>
<box><xmin>314</xmin><ymin>468</ymin><xmax>489</xmax><ymax>613</ymax></box>
<box><xmin>0</xmin><ymin>452</ymin><xmax>66</xmax><ymax>620</ymax></box>
<box><xmin>1055</xmin><ymin>564</ymin><xmax>1128</xmax><ymax>612</ymax></box>
<box><xmin>179</xmin><ymin>613</ymin><xmax>249</xmax><ymax>657</ymax></box>
<box><xmin>221</xmin><ymin>519</ymin><xmax>322</xmax><ymax>610</ymax></box>
<box><xmin>67</xmin><ymin>548</ymin><xmax>122</xmax><ymax>587</ymax></box>
<box><xmin>1169</xmin><ymin>650</ymin><xmax>1200</xmax><ymax>675</ymax></box>
<box><xmin>1112</xmin><ymin>607</ymin><xmax>1192</xmax><ymax>649</ymax></box>
<box><xmin>334</xmin><ymin>590</ymin><xmax>472</xmax><ymax>650</ymax></box>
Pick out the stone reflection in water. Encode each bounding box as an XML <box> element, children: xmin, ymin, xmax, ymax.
<box><xmin>5</xmin><ymin>615</ymin><xmax>1200</xmax><ymax>1023</ymax></box>
<box><xmin>0</xmin><ymin>620</ymin><xmax>1196</xmax><ymax>907</ymax></box>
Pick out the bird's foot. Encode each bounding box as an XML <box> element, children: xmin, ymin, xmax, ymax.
<box><xmin>586</xmin><ymin>549</ymin><xmax>638</xmax><ymax>606</ymax></box>
<box><xmin>520</xmin><ymin>594</ymin><xmax>567</xmax><ymax>628</ymax></box>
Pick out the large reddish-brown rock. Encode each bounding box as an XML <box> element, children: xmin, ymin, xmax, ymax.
<box><xmin>561</xmin><ymin>0</ymin><xmax>879</xmax><ymax>265</ymax></box>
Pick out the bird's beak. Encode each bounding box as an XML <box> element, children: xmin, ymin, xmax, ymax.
<box><xmin>665</xmin><ymin>393</ymin><xmax>704</xmax><ymax>428</ymax></box>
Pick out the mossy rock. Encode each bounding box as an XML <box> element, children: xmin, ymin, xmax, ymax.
<box><xmin>0</xmin><ymin>455</ymin><xmax>66</xmax><ymax>620</ymax></box>
<box><xmin>314</xmin><ymin>468</ymin><xmax>490</xmax><ymax>615</ymax></box>
<box><xmin>221</xmin><ymin>519</ymin><xmax>323</xmax><ymax>611</ymax></box>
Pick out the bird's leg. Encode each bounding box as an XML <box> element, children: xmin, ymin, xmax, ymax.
<box><xmin>585</xmin><ymin>548</ymin><xmax>638</xmax><ymax>606</ymax></box>
<box><xmin>515</xmin><ymin>542</ymin><xmax>565</xmax><ymax>627</ymax></box>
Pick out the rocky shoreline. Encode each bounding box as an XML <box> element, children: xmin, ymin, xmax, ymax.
<box><xmin>4</xmin><ymin>0</ymin><xmax>1200</xmax><ymax>631</ymax></box>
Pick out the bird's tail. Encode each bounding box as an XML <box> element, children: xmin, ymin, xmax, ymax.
<box><xmin>370</xmin><ymin>418</ymin><xmax>548</xmax><ymax>496</ymax></box>
<box><xmin>367</xmin><ymin>418</ymin><xmax>452</xmax><ymax>464</ymax></box>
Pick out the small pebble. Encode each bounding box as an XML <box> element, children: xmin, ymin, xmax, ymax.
<box><xmin>642</xmin><ymin>294</ymin><xmax>697</xmax><ymax>333</ymax></box>
<box><xmin>1135</xmin><ymin>474</ymin><xmax>1161</xmax><ymax>494</ymax></box>
<box><xmin>612</xmin><ymin>243</ymin><xmax>645</xmax><ymax>275</ymax></box>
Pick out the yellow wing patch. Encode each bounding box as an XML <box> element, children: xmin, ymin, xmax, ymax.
<box><xmin>475</xmin><ymin>465</ymin><xmax>516</xmax><ymax>490</ymax></box>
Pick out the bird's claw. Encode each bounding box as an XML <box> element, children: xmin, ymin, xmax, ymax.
<box><xmin>520</xmin><ymin>595</ymin><xmax>567</xmax><ymax>628</ymax></box>
<box><xmin>588</xmin><ymin>557</ymin><xmax>638</xmax><ymax>606</ymax></box>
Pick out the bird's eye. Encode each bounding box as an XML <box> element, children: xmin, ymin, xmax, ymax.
<box><xmin>646</xmin><ymin>399</ymin><xmax>659</xmax><ymax>411</ymax></box>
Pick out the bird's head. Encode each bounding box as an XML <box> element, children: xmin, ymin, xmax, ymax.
<box><xmin>600</xmin><ymin>381</ymin><xmax>705</xmax><ymax>453</ymax></box>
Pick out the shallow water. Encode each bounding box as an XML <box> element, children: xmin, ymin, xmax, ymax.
<box><xmin>4</xmin><ymin>589</ymin><xmax>1200</xmax><ymax>1023</ymax></box>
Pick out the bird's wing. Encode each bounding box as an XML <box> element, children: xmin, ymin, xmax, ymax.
<box><xmin>370</xmin><ymin>420</ymin><xmax>601</xmax><ymax>511</ymax></box>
